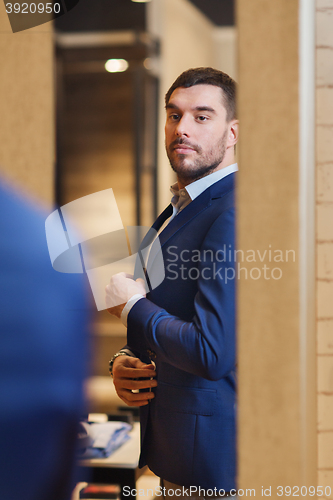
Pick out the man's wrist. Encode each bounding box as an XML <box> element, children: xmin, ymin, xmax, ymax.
<box><xmin>108</xmin><ymin>351</ymin><xmax>129</xmax><ymax>377</ymax></box>
<box><xmin>120</xmin><ymin>294</ymin><xmax>145</xmax><ymax>327</ymax></box>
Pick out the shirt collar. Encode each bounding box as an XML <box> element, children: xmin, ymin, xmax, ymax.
<box><xmin>170</xmin><ymin>184</ymin><xmax>191</xmax><ymax>216</ymax></box>
<box><xmin>170</xmin><ymin>163</ymin><xmax>238</xmax><ymax>217</ymax></box>
<box><xmin>185</xmin><ymin>163</ymin><xmax>238</xmax><ymax>201</ymax></box>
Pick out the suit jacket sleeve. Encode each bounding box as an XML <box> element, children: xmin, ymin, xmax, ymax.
<box><xmin>126</xmin><ymin>207</ymin><xmax>236</xmax><ymax>381</ymax></box>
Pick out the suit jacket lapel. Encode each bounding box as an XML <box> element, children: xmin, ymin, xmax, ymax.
<box><xmin>138</xmin><ymin>204</ymin><xmax>173</xmax><ymax>252</ymax></box>
<box><xmin>144</xmin><ymin>187</ymin><xmax>213</xmax><ymax>282</ymax></box>
<box><xmin>133</xmin><ymin>204</ymin><xmax>172</xmax><ymax>281</ymax></box>
<box><xmin>138</xmin><ymin>173</ymin><xmax>236</xmax><ymax>284</ymax></box>
<box><xmin>152</xmin><ymin>204</ymin><xmax>173</xmax><ymax>231</ymax></box>
<box><xmin>157</xmin><ymin>187</ymin><xmax>212</xmax><ymax>250</ymax></box>
<box><xmin>158</xmin><ymin>172</ymin><xmax>235</xmax><ymax>249</ymax></box>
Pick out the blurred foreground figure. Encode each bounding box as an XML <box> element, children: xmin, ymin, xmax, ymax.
<box><xmin>0</xmin><ymin>181</ymin><xmax>89</xmax><ymax>500</ymax></box>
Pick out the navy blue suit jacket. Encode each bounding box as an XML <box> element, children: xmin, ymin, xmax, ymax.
<box><xmin>126</xmin><ymin>173</ymin><xmax>236</xmax><ymax>490</ymax></box>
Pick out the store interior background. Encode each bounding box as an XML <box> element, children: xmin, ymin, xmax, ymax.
<box><xmin>54</xmin><ymin>0</ymin><xmax>237</xmax><ymax>414</ymax></box>
<box><xmin>0</xmin><ymin>0</ymin><xmax>333</xmax><ymax>495</ymax></box>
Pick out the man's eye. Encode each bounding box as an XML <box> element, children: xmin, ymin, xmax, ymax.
<box><xmin>169</xmin><ymin>114</ymin><xmax>180</xmax><ymax>121</ymax></box>
<box><xmin>197</xmin><ymin>116</ymin><xmax>208</xmax><ymax>121</ymax></box>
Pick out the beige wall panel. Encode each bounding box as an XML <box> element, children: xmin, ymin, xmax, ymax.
<box><xmin>317</xmin><ymin>320</ymin><xmax>333</xmax><ymax>355</ymax></box>
<box><xmin>317</xmin><ymin>49</ymin><xmax>333</xmax><ymax>87</ymax></box>
<box><xmin>237</xmin><ymin>0</ymin><xmax>317</xmax><ymax>491</ymax></box>
<box><xmin>316</xmin><ymin>0</ymin><xmax>333</xmax><ymax>483</ymax></box>
<box><xmin>213</xmin><ymin>27</ymin><xmax>237</xmax><ymax>81</ymax></box>
<box><xmin>0</xmin><ymin>4</ymin><xmax>54</xmax><ymax>206</ymax></box>
<box><xmin>317</xmin><ymin>126</ymin><xmax>333</xmax><ymax>164</ymax></box>
<box><xmin>161</xmin><ymin>0</ymin><xmax>215</xmax><ymax>88</ymax></box>
<box><xmin>317</xmin><ymin>204</ymin><xmax>333</xmax><ymax>241</ymax></box>
<box><xmin>317</xmin><ymin>88</ymin><xmax>333</xmax><ymax>125</ymax></box>
<box><xmin>318</xmin><ymin>471</ymin><xmax>333</xmax><ymax>499</ymax></box>
<box><xmin>318</xmin><ymin>356</ymin><xmax>333</xmax><ymax>393</ymax></box>
<box><xmin>317</xmin><ymin>281</ymin><xmax>333</xmax><ymax>323</ymax></box>
<box><xmin>318</xmin><ymin>394</ymin><xmax>333</xmax><ymax>430</ymax></box>
<box><xmin>317</xmin><ymin>165</ymin><xmax>333</xmax><ymax>202</ymax></box>
<box><xmin>318</xmin><ymin>432</ymin><xmax>333</xmax><ymax>469</ymax></box>
<box><xmin>316</xmin><ymin>2</ymin><xmax>333</xmax><ymax>47</ymax></box>
<box><xmin>317</xmin><ymin>244</ymin><xmax>333</xmax><ymax>281</ymax></box>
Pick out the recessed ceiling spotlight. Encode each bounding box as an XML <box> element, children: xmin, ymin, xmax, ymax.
<box><xmin>105</xmin><ymin>59</ymin><xmax>129</xmax><ymax>73</ymax></box>
<box><xmin>131</xmin><ymin>0</ymin><xmax>152</xmax><ymax>3</ymax></box>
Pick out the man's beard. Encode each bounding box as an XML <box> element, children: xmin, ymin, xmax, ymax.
<box><xmin>166</xmin><ymin>130</ymin><xmax>227</xmax><ymax>184</ymax></box>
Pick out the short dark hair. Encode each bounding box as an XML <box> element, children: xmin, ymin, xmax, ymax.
<box><xmin>165</xmin><ymin>67</ymin><xmax>236</xmax><ymax>122</ymax></box>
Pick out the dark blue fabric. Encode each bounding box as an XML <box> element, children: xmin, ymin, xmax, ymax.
<box><xmin>0</xmin><ymin>182</ymin><xmax>89</xmax><ymax>500</ymax></box>
<box><xmin>126</xmin><ymin>173</ymin><xmax>237</xmax><ymax>490</ymax></box>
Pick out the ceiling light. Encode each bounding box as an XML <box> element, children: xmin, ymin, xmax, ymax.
<box><xmin>105</xmin><ymin>59</ymin><xmax>129</xmax><ymax>73</ymax></box>
<box><xmin>144</xmin><ymin>58</ymin><xmax>152</xmax><ymax>70</ymax></box>
<box><xmin>131</xmin><ymin>0</ymin><xmax>152</xmax><ymax>3</ymax></box>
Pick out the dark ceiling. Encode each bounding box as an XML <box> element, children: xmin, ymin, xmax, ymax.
<box><xmin>189</xmin><ymin>0</ymin><xmax>234</xmax><ymax>26</ymax></box>
<box><xmin>55</xmin><ymin>0</ymin><xmax>234</xmax><ymax>32</ymax></box>
<box><xmin>56</xmin><ymin>0</ymin><xmax>146</xmax><ymax>32</ymax></box>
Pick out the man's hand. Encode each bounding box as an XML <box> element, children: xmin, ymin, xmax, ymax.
<box><xmin>112</xmin><ymin>355</ymin><xmax>157</xmax><ymax>407</ymax></box>
<box><xmin>105</xmin><ymin>272</ymin><xmax>146</xmax><ymax>318</ymax></box>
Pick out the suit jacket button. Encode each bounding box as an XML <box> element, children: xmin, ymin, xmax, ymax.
<box><xmin>147</xmin><ymin>349</ymin><xmax>156</xmax><ymax>358</ymax></box>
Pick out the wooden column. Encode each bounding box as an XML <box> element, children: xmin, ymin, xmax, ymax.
<box><xmin>237</xmin><ymin>0</ymin><xmax>317</xmax><ymax>495</ymax></box>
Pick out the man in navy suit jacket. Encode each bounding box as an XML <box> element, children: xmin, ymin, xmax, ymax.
<box><xmin>106</xmin><ymin>68</ymin><xmax>239</xmax><ymax>496</ymax></box>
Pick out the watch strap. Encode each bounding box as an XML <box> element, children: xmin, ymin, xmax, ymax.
<box><xmin>108</xmin><ymin>351</ymin><xmax>130</xmax><ymax>377</ymax></box>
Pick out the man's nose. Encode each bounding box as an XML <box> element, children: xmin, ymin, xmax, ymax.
<box><xmin>175</xmin><ymin>116</ymin><xmax>190</xmax><ymax>137</ymax></box>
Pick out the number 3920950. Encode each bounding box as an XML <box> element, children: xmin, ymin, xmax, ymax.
<box><xmin>5</xmin><ymin>3</ymin><xmax>61</xmax><ymax>14</ymax></box>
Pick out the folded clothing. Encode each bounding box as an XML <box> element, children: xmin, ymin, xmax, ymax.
<box><xmin>77</xmin><ymin>421</ymin><xmax>131</xmax><ymax>459</ymax></box>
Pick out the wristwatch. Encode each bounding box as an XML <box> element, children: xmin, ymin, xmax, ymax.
<box><xmin>108</xmin><ymin>351</ymin><xmax>129</xmax><ymax>378</ymax></box>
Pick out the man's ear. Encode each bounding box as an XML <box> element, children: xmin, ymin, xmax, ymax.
<box><xmin>227</xmin><ymin>120</ymin><xmax>239</xmax><ymax>148</ymax></box>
